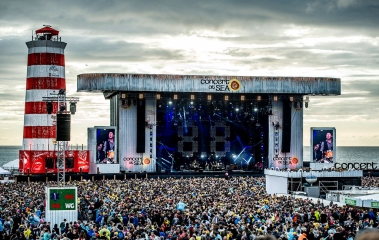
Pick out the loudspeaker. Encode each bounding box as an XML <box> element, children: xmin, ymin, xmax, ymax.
<box><xmin>56</xmin><ymin>114</ymin><xmax>71</xmax><ymax>141</ymax></box>
<box><xmin>282</xmin><ymin>100</ymin><xmax>291</xmax><ymax>152</ymax></box>
<box><xmin>136</xmin><ymin>99</ymin><xmax>145</xmax><ymax>153</ymax></box>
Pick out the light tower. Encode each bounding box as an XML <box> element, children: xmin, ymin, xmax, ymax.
<box><xmin>22</xmin><ymin>25</ymin><xmax>66</xmax><ymax>152</ymax></box>
<box><xmin>19</xmin><ymin>26</ymin><xmax>90</xmax><ymax>180</ymax></box>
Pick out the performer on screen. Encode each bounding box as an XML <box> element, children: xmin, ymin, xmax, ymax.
<box><xmin>103</xmin><ymin>131</ymin><xmax>115</xmax><ymax>163</ymax></box>
<box><xmin>96</xmin><ymin>143</ymin><xmax>106</xmax><ymax>163</ymax></box>
<box><xmin>320</xmin><ymin>132</ymin><xmax>333</xmax><ymax>163</ymax></box>
<box><xmin>313</xmin><ymin>143</ymin><xmax>322</xmax><ymax>162</ymax></box>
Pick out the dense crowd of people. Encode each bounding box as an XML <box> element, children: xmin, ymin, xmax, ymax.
<box><xmin>0</xmin><ymin>176</ymin><xmax>379</xmax><ymax>240</ymax></box>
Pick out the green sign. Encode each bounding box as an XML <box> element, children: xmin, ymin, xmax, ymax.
<box><xmin>49</xmin><ymin>188</ymin><xmax>76</xmax><ymax>211</ymax></box>
<box><xmin>371</xmin><ymin>202</ymin><xmax>379</xmax><ymax>208</ymax></box>
<box><xmin>345</xmin><ymin>198</ymin><xmax>357</xmax><ymax>206</ymax></box>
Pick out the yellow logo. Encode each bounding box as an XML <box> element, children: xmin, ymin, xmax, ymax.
<box><xmin>228</xmin><ymin>79</ymin><xmax>241</xmax><ymax>91</ymax></box>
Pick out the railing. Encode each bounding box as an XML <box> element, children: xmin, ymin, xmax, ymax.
<box><xmin>264</xmin><ymin>169</ymin><xmax>363</xmax><ymax>178</ymax></box>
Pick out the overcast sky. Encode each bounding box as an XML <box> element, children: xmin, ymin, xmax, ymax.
<box><xmin>0</xmin><ymin>0</ymin><xmax>378</xmax><ymax>146</ymax></box>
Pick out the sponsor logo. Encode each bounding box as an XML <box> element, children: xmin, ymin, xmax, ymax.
<box><xmin>291</xmin><ymin>157</ymin><xmax>299</xmax><ymax>165</ymax></box>
<box><xmin>200</xmin><ymin>78</ymin><xmax>242</xmax><ymax>92</ymax></box>
<box><xmin>49</xmin><ymin>65</ymin><xmax>59</xmax><ymax>77</ymax></box>
<box><xmin>334</xmin><ymin>162</ymin><xmax>377</xmax><ymax>170</ymax></box>
<box><xmin>143</xmin><ymin>158</ymin><xmax>151</xmax><ymax>165</ymax></box>
<box><xmin>228</xmin><ymin>79</ymin><xmax>241</xmax><ymax>91</ymax></box>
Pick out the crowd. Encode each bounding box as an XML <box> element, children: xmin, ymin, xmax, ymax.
<box><xmin>0</xmin><ymin>176</ymin><xmax>379</xmax><ymax>240</ymax></box>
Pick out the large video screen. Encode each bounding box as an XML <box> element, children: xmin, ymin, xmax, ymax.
<box><xmin>311</xmin><ymin>127</ymin><xmax>336</xmax><ymax>163</ymax></box>
<box><xmin>96</xmin><ymin>128</ymin><xmax>117</xmax><ymax>164</ymax></box>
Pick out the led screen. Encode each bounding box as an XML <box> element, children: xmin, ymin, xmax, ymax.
<box><xmin>311</xmin><ymin>127</ymin><xmax>336</xmax><ymax>163</ymax></box>
<box><xmin>96</xmin><ymin>128</ymin><xmax>117</xmax><ymax>164</ymax></box>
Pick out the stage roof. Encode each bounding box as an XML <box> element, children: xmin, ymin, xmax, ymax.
<box><xmin>77</xmin><ymin>73</ymin><xmax>341</xmax><ymax>98</ymax></box>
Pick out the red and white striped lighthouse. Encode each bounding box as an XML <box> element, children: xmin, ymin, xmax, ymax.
<box><xmin>22</xmin><ymin>25</ymin><xmax>66</xmax><ymax>151</ymax></box>
<box><xmin>19</xmin><ymin>26</ymin><xmax>90</xmax><ymax>174</ymax></box>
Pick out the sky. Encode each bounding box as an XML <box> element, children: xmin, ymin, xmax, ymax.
<box><xmin>0</xmin><ymin>0</ymin><xmax>378</xmax><ymax>146</ymax></box>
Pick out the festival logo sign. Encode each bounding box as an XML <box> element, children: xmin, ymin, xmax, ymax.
<box><xmin>291</xmin><ymin>157</ymin><xmax>299</xmax><ymax>165</ymax></box>
<box><xmin>228</xmin><ymin>79</ymin><xmax>241</xmax><ymax>91</ymax></box>
<box><xmin>143</xmin><ymin>157</ymin><xmax>151</xmax><ymax>165</ymax></box>
<box><xmin>199</xmin><ymin>78</ymin><xmax>242</xmax><ymax>92</ymax></box>
<box><xmin>49</xmin><ymin>188</ymin><xmax>76</xmax><ymax>211</ymax></box>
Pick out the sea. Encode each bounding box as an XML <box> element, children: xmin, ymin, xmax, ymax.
<box><xmin>1</xmin><ymin>145</ymin><xmax>379</xmax><ymax>167</ymax></box>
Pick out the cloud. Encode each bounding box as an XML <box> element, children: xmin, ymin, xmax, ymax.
<box><xmin>0</xmin><ymin>0</ymin><xmax>379</xmax><ymax>146</ymax></box>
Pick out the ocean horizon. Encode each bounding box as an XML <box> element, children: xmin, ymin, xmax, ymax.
<box><xmin>1</xmin><ymin>145</ymin><xmax>379</xmax><ymax>167</ymax></box>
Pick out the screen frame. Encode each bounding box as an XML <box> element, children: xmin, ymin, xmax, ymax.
<box><xmin>95</xmin><ymin>126</ymin><xmax>118</xmax><ymax>164</ymax></box>
<box><xmin>310</xmin><ymin>127</ymin><xmax>336</xmax><ymax>163</ymax></box>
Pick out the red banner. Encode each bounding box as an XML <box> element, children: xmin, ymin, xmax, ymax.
<box><xmin>19</xmin><ymin>150</ymin><xmax>90</xmax><ymax>174</ymax></box>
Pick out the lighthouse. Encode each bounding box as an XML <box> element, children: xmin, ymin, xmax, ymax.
<box><xmin>19</xmin><ymin>26</ymin><xmax>90</xmax><ymax>174</ymax></box>
<box><xmin>23</xmin><ymin>25</ymin><xmax>66</xmax><ymax>150</ymax></box>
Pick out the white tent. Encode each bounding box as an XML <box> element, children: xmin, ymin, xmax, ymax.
<box><xmin>0</xmin><ymin>167</ymin><xmax>11</xmax><ymax>175</ymax></box>
<box><xmin>2</xmin><ymin>159</ymin><xmax>19</xmax><ymax>169</ymax></box>
<box><xmin>354</xmin><ymin>194</ymin><xmax>379</xmax><ymax>201</ymax></box>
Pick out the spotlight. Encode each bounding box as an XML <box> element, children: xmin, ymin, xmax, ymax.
<box><xmin>168</xmin><ymin>101</ymin><xmax>172</xmax><ymax>105</ymax></box>
<box><xmin>58</xmin><ymin>88</ymin><xmax>65</xmax><ymax>95</ymax></box>
<box><xmin>69</xmin><ymin>102</ymin><xmax>76</xmax><ymax>114</ymax></box>
<box><xmin>59</xmin><ymin>104</ymin><xmax>66</xmax><ymax>112</ymax></box>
